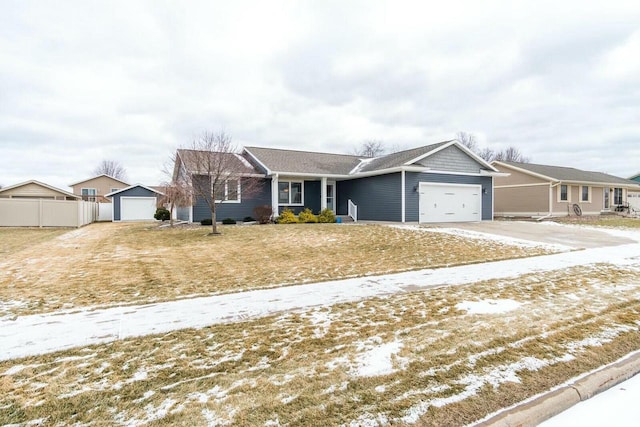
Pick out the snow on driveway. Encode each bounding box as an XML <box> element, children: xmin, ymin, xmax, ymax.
<box><xmin>2</xmin><ymin>226</ymin><xmax>640</xmax><ymax>361</ymax></box>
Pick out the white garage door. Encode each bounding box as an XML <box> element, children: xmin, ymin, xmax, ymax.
<box><xmin>629</xmin><ymin>191</ymin><xmax>640</xmax><ymax>211</ymax></box>
<box><xmin>120</xmin><ymin>197</ymin><xmax>157</xmax><ymax>221</ymax></box>
<box><xmin>419</xmin><ymin>183</ymin><xmax>482</xmax><ymax>223</ymax></box>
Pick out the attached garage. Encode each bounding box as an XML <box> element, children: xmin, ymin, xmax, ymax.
<box><xmin>106</xmin><ymin>185</ymin><xmax>164</xmax><ymax>222</ymax></box>
<box><xmin>418</xmin><ymin>182</ymin><xmax>482</xmax><ymax>223</ymax></box>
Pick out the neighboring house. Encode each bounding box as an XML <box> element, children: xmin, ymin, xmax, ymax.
<box><xmin>492</xmin><ymin>161</ymin><xmax>640</xmax><ymax>217</ymax></box>
<box><xmin>628</xmin><ymin>173</ymin><xmax>640</xmax><ymax>212</ymax></box>
<box><xmin>173</xmin><ymin>140</ymin><xmax>501</xmax><ymax>223</ymax></box>
<box><xmin>106</xmin><ymin>184</ymin><xmax>164</xmax><ymax>222</ymax></box>
<box><xmin>69</xmin><ymin>174</ymin><xmax>130</xmax><ymax>202</ymax></box>
<box><xmin>0</xmin><ymin>180</ymin><xmax>95</xmax><ymax>227</ymax></box>
<box><xmin>0</xmin><ymin>180</ymin><xmax>80</xmax><ymax>200</ymax></box>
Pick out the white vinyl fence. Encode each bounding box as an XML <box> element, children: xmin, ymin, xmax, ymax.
<box><xmin>97</xmin><ymin>202</ymin><xmax>113</xmax><ymax>222</ymax></box>
<box><xmin>0</xmin><ymin>199</ymin><xmax>98</xmax><ymax>227</ymax></box>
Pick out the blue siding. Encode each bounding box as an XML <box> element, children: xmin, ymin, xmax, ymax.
<box><xmin>112</xmin><ymin>186</ymin><xmax>160</xmax><ymax>221</ymax></box>
<box><xmin>193</xmin><ymin>178</ymin><xmax>272</xmax><ymax>222</ymax></box>
<box><xmin>337</xmin><ymin>173</ymin><xmax>402</xmax><ymax>221</ymax></box>
<box><xmin>404</xmin><ymin>172</ymin><xmax>493</xmax><ymax>221</ymax></box>
<box><xmin>278</xmin><ymin>180</ymin><xmax>321</xmax><ymax>215</ymax></box>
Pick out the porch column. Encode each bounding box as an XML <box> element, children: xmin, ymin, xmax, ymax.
<box><xmin>271</xmin><ymin>174</ymin><xmax>279</xmax><ymax>218</ymax></box>
<box><xmin>321</xmin><ymin>177</ymin><xmax>327</xmax><ymax>210</ymax></box>
<box><xmin>401</xmin><ymin>170</ymin><xmax>406</xmax><ymax>223</ymax></box>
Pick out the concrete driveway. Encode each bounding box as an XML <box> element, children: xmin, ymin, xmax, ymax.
<box><xmin>429</xmin><ymin>220</ymin><xmax>635</xmax><ymax>249</ymax></box>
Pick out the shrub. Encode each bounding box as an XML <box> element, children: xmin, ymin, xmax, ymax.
<box><xmin>298</xmin><ymin>208</ymin><xmax>318</xmax><ymax>223</ymax></box>
<box><xmin>277</xmin><ymin>208</ymin><xmax>298</xmax><ymax>224</ymax></box>
<box><xmin>222</xmin><ymin>218</ymin><xmax>237</xmax><ymax>225</ymax></box>
<box><xmin>200</xmin><ymin>218</ymin><xmax>213</xmax><ymax>226</ymax></box>
<box><xmin>154</xmin><ymin>208</ymin><xmax>170</xmax><ymax>221</ymax></box>
<box><xmin>318</xmin><ymin>208</ymin><xmax>336</xmax><ymax>223</ymax></box>
<box><xmin>253</xmin><ymin>205</ymin><xmax>273</xmax><ymax>224</ymax></box>
<box><xmin>243</xmin><ymin>216</ymin><xmax>255</xmax><ymax>222</ymax></box>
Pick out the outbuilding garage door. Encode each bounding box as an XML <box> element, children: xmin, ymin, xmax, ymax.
<box><xmin>629</xmin><ymin>191</ymin><xmax>640</xmax><ymax>211</ymax></box>
<box><xmin>120</xmin><ymin>197</ymin><xmax>157</xmax><ymax>221</ymax></box>
<box><xmin>419</xmin><ymin>183</ymin><xmax>481</xmax><ymax>223</ymax></box>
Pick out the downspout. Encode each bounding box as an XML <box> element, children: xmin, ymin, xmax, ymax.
<box><xmin>537</xmin><ymin>181</ymin><xmax>558</xmax><ymax>221</ymax></box>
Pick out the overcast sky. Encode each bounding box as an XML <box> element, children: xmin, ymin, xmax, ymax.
<box><xmin>1</xmin><ymin>0</ymin><xmax>639</xmax><ymax>190</ymax></box>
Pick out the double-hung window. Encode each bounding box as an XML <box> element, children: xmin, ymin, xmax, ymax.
<box><xmin>559</xmin><ymin>184</ymin><xmax>569</xmax><ymax>202</ymax></box>
<box><xmin>278</xmin><ymin>181</ymin><xmax>303</xmax><ymax>205</ymax></box>
<box><xmin>614</xmin><ymin>188</ymin><xmax>623</xmax><ymax>205</ymax></box>
<box><xmin>214</xmin><ymin>179</ymin><xmax>240</xmax><ymax>203</ymax></box>
<box><xmin>581</xmin><ymin>186</ymin><xmax>590</xmax><ymax>202</ymax></box>
<box><xmin>81</xmin><ymin>188</ymin><xmax>97</xmax><ymax>202</ymax></box>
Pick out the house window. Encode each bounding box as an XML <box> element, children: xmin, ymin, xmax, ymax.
<box><xmin>614</xmin><ymin>188</ymin><xmax>623</xmax><ymax>205</ymax></box>
<box><xmin>559</xmin><ymin>185</ymin><xmax>569</xmax><ymax>202</ymax></box>
<box><xmin>581</xmin><ymin>186</ymin><xmax>590</xmax><ymax>202</ymax></box>
<box><xmin>110</xmin><ymin>188</ymin><xmax>120</xmax><ymax>193</ymax></box>
<box><xmin>214</xmin><ymin>180</ymin><xmax>240</xmax><ymax>203</ymax></box>
<box><xmin>81</xmin><ymin>188</ymin><xmax>97</xmax><ymax>202</ymax></box>
<box><xmin>278</xmin><ymin>181</ymin><xmax>303</xmax><ymax>205</ymax></box>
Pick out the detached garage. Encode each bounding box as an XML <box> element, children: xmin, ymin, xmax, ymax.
<box><xmin>106</xmin><ymin>185</ymin><xmax>163</xmax><ymax>222</ymax></box>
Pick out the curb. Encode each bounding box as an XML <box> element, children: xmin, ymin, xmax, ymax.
<box><xmin>475</xmin><ymin>352</ymin><xmax>640</xmax><ymax>427</ymax></box>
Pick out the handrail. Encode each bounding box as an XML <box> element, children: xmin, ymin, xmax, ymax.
<box><xmin>348</xmin><ymin>199</ymin><xmax>358</xmax><ymax>222</ymax></box>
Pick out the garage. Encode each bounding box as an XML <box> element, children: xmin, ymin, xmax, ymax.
<box><xmin>106</xmin><ymin>185</ymin><xmax>164</xmax><ymax>222</ymax></box>
<box><xmin>629</xmin><ymin>191</ymin><xmax>640</xmax><ymax>212</ymax></box>
<box><xmin>419</xmin><ymin>182</ymin><xmax>481</xmax><ymax>223</ymax></box>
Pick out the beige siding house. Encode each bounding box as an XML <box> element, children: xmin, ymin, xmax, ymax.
<box><xmin>70</xmin><ymin>175</ymin><xmax>129</xmax><ymax>202</ymax></box>
<box><xmin>492</xmin><ymin>161</ymin><xmax>640</xmax><ymax>218</ymax></box>
<box><xmin>0</xmin><ymin>180</ymin><xmax>80</xmax><ymax>200</ymax></box>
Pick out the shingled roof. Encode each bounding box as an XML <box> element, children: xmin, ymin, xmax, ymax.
<box><xmin>244</xmin><ymin>146</ymin><xmax>363</xmax><ymax>175</ymax></box>
<box><xmin>176</xmin><ymin>149</ymin><xmax>259</xmax><ymax>175</ymax></box>
<box><xmin>497</xmin><ymin>161</ymin><xmax>640</xmax><ymax>186</ymax></box>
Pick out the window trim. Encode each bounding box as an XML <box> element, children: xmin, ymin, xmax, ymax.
<box><xmin>558</xmin><ymin>184</ymin><xmax>570</xmax><ymax>202</ymax></box>
<box><xmin>214</xmin><ymin>179</ymin><xmax>241</xmax><ymax>204</ymax></box>
<box><xmin>613</xmin><ymin>187</ymin><xmax>623</xmax><ymax>205</ymax></box>
<box><xmin>278</xmin><ymin>180</ymin><xmax>304</xmax><ymax>206</ymax></box>
<box><xmin>81</xmin><ymin>188</ymin><xmax>97</xmax><ymax>202</ymax></box>
<box><xmin>580</xmin><ymin>185</ymin><xmax>591</xmax><ymax>203</ymax></box>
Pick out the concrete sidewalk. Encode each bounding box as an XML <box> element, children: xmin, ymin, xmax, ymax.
<box><xmin>3</xmin><ymin>240</ymin><xmax>640</xmax><ymax>361</ymax></box>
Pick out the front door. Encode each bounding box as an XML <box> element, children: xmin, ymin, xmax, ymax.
<box><xmin>326</xmin><ymin>182</ymin><xmax>335</xmax><ymax>212</ymax></box>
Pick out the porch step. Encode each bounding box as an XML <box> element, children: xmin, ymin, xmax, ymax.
<box><xmin>336</xmin><ymin>215</ymin><xmax>354</xmax><ymax>223</ymax></box>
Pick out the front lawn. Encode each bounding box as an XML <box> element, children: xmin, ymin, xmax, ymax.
<box><xmin>2</xmin><ymin>262</ymin><xmax>639</xmax><ymax>425</ymax></box>
<box><xmin>0</xmin><ymin>222</ymin><xmax>553</xmax><ymax>317</ymax></box>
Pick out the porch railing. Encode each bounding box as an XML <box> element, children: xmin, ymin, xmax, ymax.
<box><xmin>348</xmin><ymin>199</ymin><xmax>358</xmax><ymax>222</ymax></box>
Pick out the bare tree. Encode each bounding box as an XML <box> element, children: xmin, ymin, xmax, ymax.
<box><xmin>94</xmin><ymin>160</ymin><xmax>127</xmax><ymax>181</ymax></box>
<box><xmin>179</xmin><ymin>131</ymin><xmax>261</xmax><ymax>235</ymax></box>
<box><xmin>158</xmin><ymin>181</ymin><xmax>191</xmax><ymax>227</ymax></box>
<box><xmin>352</xmin><ymin>139</ymin><xmax>385</xmax><ymax>157</ymax></box>
<box><xmin>494</xmin><ymin>146</ymin><xmax>530</xmax><ymax>163</ymax></box>
<box><xmin>456</xmin><ymin>131</ymin><xmax>479</xmax><ymax>152</ymax></box>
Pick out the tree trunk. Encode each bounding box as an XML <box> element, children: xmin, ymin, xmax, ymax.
<box><xmin>211</xmin><ymin>206</ymin><xmax>218</xmax><ymax>234</ymax></box>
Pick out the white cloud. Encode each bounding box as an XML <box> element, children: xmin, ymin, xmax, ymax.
<box><xmin>1</xmin><ymin>0</ymin><xmax>640</xmax><ymax>189</ymax></box>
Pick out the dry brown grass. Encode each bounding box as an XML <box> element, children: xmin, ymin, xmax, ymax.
<box><xmin>551</xmin><ymin>215</ymin><xmax>640</xmax><ymax>228</ymax></box>
<box><xmin>0</xmin><ymin>227</ymin><xmax>67</xmax><ymax>255</ymax></box>
<box><xmin>0</xmin><ymin>222</ymin><xmax>552</xmax><ymax>317</ymax></box>
<box><xmin>2</xmin><ymin>262</ymin><xmax>639</xmax><ymax>426</ymax></box>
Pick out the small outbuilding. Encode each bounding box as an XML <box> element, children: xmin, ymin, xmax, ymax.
<box><xmin>106</xmin><ymin>184</ymin><xmax>164</xmax><ymax>221</ymax></box>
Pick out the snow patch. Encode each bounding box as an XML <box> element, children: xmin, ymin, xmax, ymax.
<box><xmin>456</xmin><ymin>299</ymin><xmax>522</xmax><ymax>315</ymax></box>
<box><xmin>352</xmin><ymin>338</ymin><xmax>406</xmax><ymax>378</ymax></box>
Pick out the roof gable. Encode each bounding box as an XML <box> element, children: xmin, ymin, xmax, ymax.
<box><xmin>106</xmin><ymin>184</ymin><xmax>164</xmax><ymax>197</ymax></box>
<box><xmin>495</xmin><ymin>161</ymin><xmax>640</xmax><ymax>187</ymax></box>
<box><xmin>69</xmin><ymin>174</ymin><xmax>130</xmax><ymax>187</ymax></box>
<box><xmin>0</xmin><ymin>180</ymin><xmax>80</xmax><ymax>199</ymax></box>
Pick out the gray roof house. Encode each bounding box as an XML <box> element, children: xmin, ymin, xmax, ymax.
<box><xmin>173</xmin><ymin>140</ymin><xmax>502</xmax><ymax>223</ymax></box>
<box><xmin>492</xmin><ymin>161</ymin><xmax>640</xmax><ymax>217</ymax></box>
